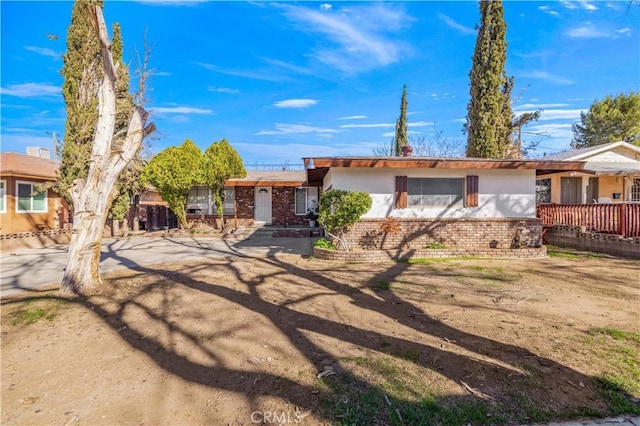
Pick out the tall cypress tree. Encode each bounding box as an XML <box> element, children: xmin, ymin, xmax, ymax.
<box><xmin>394</xmin><ymin>84</ymin><xmax>408</xmax><ymax>156</ymax></box>
<box><xmin>58</xmin><ymin>0</ymin><xmax>103</xmax><ymax>203</ymax></box>
<box><xmin>59</xmin><ymin>1</ymin><xmax>137</xmax><ymax>219</ymax></box>
<box><xmin>464</xmin><ymin>0</ymin><xmax>512</xmax><ymax>158</ymax></box>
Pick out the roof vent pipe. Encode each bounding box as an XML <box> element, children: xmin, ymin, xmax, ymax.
<box><xmin>401</xmin><ymin>145</ymin><xmax>413</xmax><ymax>157</ymax></box>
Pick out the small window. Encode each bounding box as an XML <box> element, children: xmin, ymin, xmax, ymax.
<box><xmin>536</xmin><ymin>178</ymin><xmax>552</xmax><ymax>204</ymax></box>
<box><xmin>631</xmin><ymin>178</ymin><xmax>640</xmax><ymax>202</ymax></box>
<box><xmin>16</xmin><ymin>181</ymin><xmax>47</xmax><ymax>213</ymax></box>
<box><xmin>222</xmin><ymin>187</ymin><xmax>235</xmax><ymax>215</ymax></box>
<box><xmin>407</xmin><ymin>178</ymin><xmax>464</xmax><ymax>207</ymax></box>
<box><xmin>295</xmin><ymin>188</ymin><xmax>307</xmax><ymax>215</ymax></box>
<box><xmin>0</xmin><ymin>180</ymin><xmax>5</xmax><ymax>213</ymax></box>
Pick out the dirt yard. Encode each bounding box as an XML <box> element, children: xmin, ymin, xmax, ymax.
<box><xmin>2</xmin><ymin>251</ymin><xmax>639</xmax><ymax>425</ymax></box>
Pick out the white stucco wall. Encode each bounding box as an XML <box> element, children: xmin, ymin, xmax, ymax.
<box><xmin>325</xmin><ymin>168</ymin><xmax>537</xmax><ymax>218</ymax></box>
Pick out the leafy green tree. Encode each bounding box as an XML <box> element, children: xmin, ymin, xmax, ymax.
<box><xmin>318</xmin><ymin>190</ymin><xmax>372</xmax><ymax>251</ymax></box>
<box><xmin>142</xmin><ymin>139</ymin><xmax>204</xmax><ymax>229</ymax></box>
<box><xmin>394</xmin><ymin>84</ymin><xmax>408</xmax><ymax>156</ymax></box>
<box><xmin>572</xmin><ymin>92</ymin><xmax>640</xmax><ymax>148</ymax></box>
<box><xmin>464</xmin><ymin>0</ymin><xmax>513</xmax><ymax>158</ymax></box>
<box><xmin>203</xmin><ymin>139</ymin><xmax>246</xmax><ymax>229</ymax></box>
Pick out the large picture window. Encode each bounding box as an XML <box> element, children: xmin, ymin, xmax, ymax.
<box><xmin>407</xmin><ymin>178</ymin><xmax>464</xmax><ymax>207</ymax></box>
<box><xmin>16</xmin><ymin>181</ymin><xmax>47</xmax><ymax>213</ymax></box>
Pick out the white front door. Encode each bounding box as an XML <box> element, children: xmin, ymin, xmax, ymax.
<box><xmin>254</xmin><ymin>187</ymin><xmax>272</xmax><ymax>224</ymax></box>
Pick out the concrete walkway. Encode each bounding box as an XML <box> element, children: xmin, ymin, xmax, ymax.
<box><xmin>0</xmin><ymin>234</ymin><xmax>314</xmax><ymax>297</ymax></box>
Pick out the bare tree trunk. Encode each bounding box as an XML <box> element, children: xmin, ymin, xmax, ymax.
<box><xmin>61</xmin><ymin>5</ymin><xmax>149</xmax><ymax>295</ymax></box>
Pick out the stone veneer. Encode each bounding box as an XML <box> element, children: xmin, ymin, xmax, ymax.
<box><xmin>342</xmin><ymin>218</ymin><xmax>543</xmax><ymax>251</ymax></box>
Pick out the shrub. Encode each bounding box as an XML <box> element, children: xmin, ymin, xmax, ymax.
<box><xmin>314</xmin><ymin>237</ymin><xmax>337</xmax><ymax>250</ymax></box>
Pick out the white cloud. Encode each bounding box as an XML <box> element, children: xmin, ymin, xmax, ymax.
<box><xmin>280</xmin><ymin>3</ymin><xmax>414</xmax><ymax>74</ymax></box>
<box><xmin>408</xmin><ymin>121</ymin><xmax>434</xmax><ymax>128</ymax></box>
<box><xmin>254</xmin><ymin>123</ymin><xmax>338</xmax><ymax>136</ymax></box>
<box><xmin>566</xmin><ymin>23</ymin><xmax>612</xmax><ymax>39</ymax></box>
<box><xmin>514</xmin><ymin>103</ymin><xmax>570</xmax><ymax>111</ymax></box>
<box><xmin>152</xmin><ymin>106</ymin><xmax>214</xmax><ymax>115</ymax></box>
<box><xmin>518</xmin><ymin>109</ymin><xmax>585</xmax><ymax>121</ymax></box>
<box><xmin>520</xmin><ymin>70</ymin><xmax>574</xmax><ymax>85</ymax></box>
<box><xmin>339</xmin><ymin>115</ymin><xmax>368</xmax><ymax>120</ymax></box>
<box><xmin>0</xmin><ymin>134</ymin><xmax>57</xmax><ymax>151</ymax></box>
<box><xmin>208</xmin><ymin>86</ymin><xmax>240</xmax><ymax>94</ymax></box>
<box><xmin>151</xmin><ymin>71</ymin><xmax>172</xmax><ymax>76</ymax></box>
<box><xmin>526</xmin><ymin>123</ymin><xmax>574</xmax><ymax>139</ymax></box>
<box><xmin>319</xmin><ymin>3</ymin><xmax>332</xmax><ymax>11</ymax></box>
<box><xmin>272</xmin><ymin>99</ymin><xmax>318</xmax><ymax>108</ymax></box>
<box><xmin>0</xmin><ymin>82</ymin><xmax>60</xmax><ymax>98</ymax></box>
<box><xmin>340</xmin><ymin>123</ymin><xmax>394</xmax><ymax>129</ymax></box>
<box><xmin>616</xmin><ymin>27</ymin><xmax>632</xmax><ymax>37</ymax></box>
<box><xmin>560</xmin><ymin>1</ymin><xmax>578</xmax><ymax>9</ymax></box>
<box><xmin>539</xmin><ymin>7</ymin><xmax>561</xmax><ymax>17</ymax></box>
<box><xmin>437</xmin><ymin>14</ymin><xmax>475</xmax><ymax>35</ymax></box>
<box><xmin>25</xmin><ymin>46</ymin><xmax>60</xmax><ymax>59</ymax></box>
<box><xmin>196</xmin><ymin>62</ymin><xmax>288</xmax><ymax>82</ymax></box>
<box><xmin>578</xmin><ymin>1</ymin><xmax>598</xmax><ymax>11</ymax></box>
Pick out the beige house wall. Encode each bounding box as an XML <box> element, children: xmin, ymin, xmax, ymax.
<box><xmin>545</xmin><ymin>173</ymin><xmax>632</xmax><ymax>203</ymax></box>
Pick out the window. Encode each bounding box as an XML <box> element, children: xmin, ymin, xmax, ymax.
<box><xmin>295</xmin><ymin>188</ymin><xmax>307</xmax><ymax>215</ymax></box>
<box><xmin>295</xmin><ymin>187</ymin><xmax>318</xmax><ymax>215</ymax></box>
<box><xmin>0</xmin><ymin>180</ymin><xmax>5</xmax><ymax>213</ymax></box>
<box><xmin>16</xmin><ymin>181</ymin><xmax>47</xmax><ymax>213</ymax></box>
<box><xmin>536</xmin><ymin>178</ymin><xmax>551</xmax><ymax>204</ymax></box>
<box><xmin>222</xmin><ymin>187</ymin><xmax>235</xmax><ymax>215</ymax></box>
<box><xmin>631</xmin><ymin>178</ymin><xmax>640</xmax><ymax>202</ymax></box>
<box><xmin>187</xmin><ymin>186</ymin><xmax>210</xmax><ymax>214</ymax></box>
<box><xmin>407</xmin><ymin>178</ymin><xmax>464</xmax><ymax>207</ymax></box>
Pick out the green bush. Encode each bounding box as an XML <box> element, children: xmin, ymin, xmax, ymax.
<box><xmin>314</xmin><ymin>237</ymin><xmax>337</xmax><ymax>250</ymax></box>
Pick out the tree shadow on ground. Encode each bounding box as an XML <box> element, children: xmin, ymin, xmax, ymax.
<box><xmin>3</xmin><ymin>241</ymin><xmax>632</xmax><ymax>424</ymax></box>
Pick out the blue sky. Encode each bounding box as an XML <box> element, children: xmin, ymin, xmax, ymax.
<box><xmin>1</xmin><ymin>1</ymin><xmax>638</xmax><ymax>165</ymax></box>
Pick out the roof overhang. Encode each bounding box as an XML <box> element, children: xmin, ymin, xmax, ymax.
<box><xmin>303</xmin><ymin>157</ymin><xmax>585</xmax><ymax>186</ymax></box>
<box><xmin>225</xmin><ymin>178</ymin><xmax>306</xmax><ymax>187</ymax></box>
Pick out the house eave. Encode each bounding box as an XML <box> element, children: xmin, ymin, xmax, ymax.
<box><xmin>303</xmin><ymin>157</ymin><xmax>585</xmax><ymax>185</ymax></box>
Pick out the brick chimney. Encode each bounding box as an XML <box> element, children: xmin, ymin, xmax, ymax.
<box><xmin>401</xmin><ymin>145</ymin><xmax>413</xmax><ymax>157</ymax></box>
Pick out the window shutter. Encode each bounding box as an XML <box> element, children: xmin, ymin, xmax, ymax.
<box><xmin>466</xmin><ymin>175</ymin><xmax>479</xmax><ymax>207</ymax></box>
<box><xmin>395</xmin><ymin>176</ymin><xmax>407</xmax><ymax>209</ymax></box>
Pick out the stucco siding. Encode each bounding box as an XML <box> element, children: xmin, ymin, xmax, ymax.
<box><xmin>328</xmin><ymin>168</ymin><xmax>536</xmax><ymax>218</ymax></box>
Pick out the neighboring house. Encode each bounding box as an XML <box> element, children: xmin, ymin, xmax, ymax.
<box><xmin>0</xmin><ymin>151</ymin><xmax>72</xmax><ymax>251</ymax></box>
<box><xmin>186</xmin><ymin>170</ymin><xmax>318</xmax><ymax>227</ymax></box>
<box><xmin>0</xmin><ymin>151</ymin><xmax>70</xmax><ymax>235</ymax></box>
<box><xmin>303</xmin><ymin>155</ymin><xmax>583</xmax><ymax>251</ymax></box>
<box><xmin>536</xmin><ymin>141</ymin><xmax>640</xmax><ymax>204</ymax></box>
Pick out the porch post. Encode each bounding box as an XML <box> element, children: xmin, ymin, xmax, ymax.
<box><xmin>620</xmin><ymin>203</ymin><xmax>628</xmax><ymax>238</ymax></box>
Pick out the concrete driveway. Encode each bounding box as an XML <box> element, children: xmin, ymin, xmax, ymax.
<box><xmin>0</xmin><ymin>235</ymin><xmax>314</xmax><ymax>297</ymax></box>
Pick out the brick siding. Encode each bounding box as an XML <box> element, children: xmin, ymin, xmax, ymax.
<box><xmin>342</xmin><ymin>218</ymin><xmax>542</xmax><ymax>251</ymax></box>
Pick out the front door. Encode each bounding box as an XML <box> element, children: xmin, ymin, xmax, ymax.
<box><xmin>561</xmin><ymin>177</ymin><xmax>582</xmax><ymax>204</ymax></box>
<box><xmin>586</xmin><ymin>177</ymin><xmax>599</xmax><ymax>204</ymax></box>
<box><xmin>254</xmin><ymin>187</ymin><xmax>272</xmax><ymax>224</ymax></box>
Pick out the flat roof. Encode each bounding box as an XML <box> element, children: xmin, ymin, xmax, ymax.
<box><xmin>302</xmin><ymin>156</ymin><xmax>586</xmax><ymax>186</ymax></box>
<box><xmin>225</xmin><ymin>170</ymin><xmax>306</xmax><ymax>187</ymax></box>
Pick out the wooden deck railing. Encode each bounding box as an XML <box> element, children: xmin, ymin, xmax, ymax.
<box><xmin>536</xmin><ymin>203</ymin><xmax>640</xmax><ymax>238</ymax></box>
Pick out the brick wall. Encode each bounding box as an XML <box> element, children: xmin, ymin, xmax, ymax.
<box><xmin>341</xmin><ymin>218</ymin><xmax>543</xmax><ymax>251</ymax></box>
<box><xmin>545</xmin><ymin>225</ymin><xmax>640</xmax><ymax>259</ymax></box>
<box><xmin>313</xmin><ymin>245</ymin><xmax>547</xmax><ymax>261</ymax></box>
<box><xmin>272</xmin><ymin>187</ymin><xmax>307</xmax><ymax>226</ymax></box>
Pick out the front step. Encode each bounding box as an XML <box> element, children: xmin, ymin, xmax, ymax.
<box><xmin>238</xmin><ymin>225</ymin><xmax>322</xmax><ymax>239</ymax></box>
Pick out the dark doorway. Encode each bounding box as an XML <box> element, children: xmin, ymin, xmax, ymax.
<box><xmin>561</xmin><ymin>177</ymin><xmax>581</xmax><ymax>204</ymax></box>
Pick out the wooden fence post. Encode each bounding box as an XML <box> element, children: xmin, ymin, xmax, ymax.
<box><xmin>620</xmin><ymin>203</ymin><xmax>628</xmax><ymax>238</ymax></box>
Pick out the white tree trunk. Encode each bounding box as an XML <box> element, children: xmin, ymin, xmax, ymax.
<box><xmin>61</xmin><ymin>5</ymin><xmax>149</xmax><ymax>295</ymax></box>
